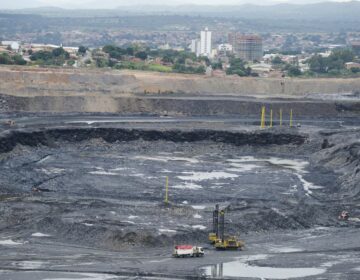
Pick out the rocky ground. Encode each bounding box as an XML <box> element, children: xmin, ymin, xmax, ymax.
<box><xmin>0</xmin><ymin>115</ymin><xmax>359</xmax><ymax>279</ymax></box>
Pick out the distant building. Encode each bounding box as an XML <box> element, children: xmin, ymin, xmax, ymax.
<box><xmin>228</xmin><ymin>33</ymin><xmax>263</xmax><ymax>61</ymax></box>
<box><xmin>249</xmin><ymin>62</ymin><xmax>272</xmax><ymax>77</ymax></box>
<box><xmin>159</xmin><ymin>43</ymin><xmax>171</xmax><ymax>50</ymax></box>
<box><xmin>200</xmin><ymin>27</ymin><xmax>212</xmax><ymax>57</ymax></box>
<box><xmin>345</xmin><ymin>62</ymin><xmax>360</xmax><ymax>70</ymax></box>
<box><xmin>190</xmin><ymin>27</ymin><xmax>212</xmax><ymax>58</ymax></box>
<box><xmin>1</xmin><ymin>41</ymin><xmax>20</xmax><ymax>52</ymax></box>
<box><xmin>190</xmin><ymin>40</ymin><xmax>197</xmax><ymax>53</ymax></box>
<box><xmin>351</xmin><ymin>41</ymin><xmax>360</xmax><ymax>56</ymax></box>
<box><xmin>190</xmin><ymin>39</ymin><xmax>201</xmax><ymax>57</ymax></box>
<box><xmin>217</xmin><ymin>44</ymin><xmax>233</xmax><ymax>55</ymax></box>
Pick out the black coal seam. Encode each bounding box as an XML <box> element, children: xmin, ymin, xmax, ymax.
<box><xmin>0</xmin><ymin>128</ymin><xmax>307</xmax><ymax>154</ymax></box>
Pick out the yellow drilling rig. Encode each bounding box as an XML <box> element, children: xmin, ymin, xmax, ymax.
<box><xmin>209</xmin><ymin>204</ymin><xmax>244</xmax><ymax>250</ymax></box>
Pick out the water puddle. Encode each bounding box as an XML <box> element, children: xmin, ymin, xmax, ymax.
<box><xmin>192</xmin><ymin>205</ymin><xmax>206</xmax><ymax>210</ymax></box>
<box><xmin>88</xmin><ymin>168</ymin><xmax>118</xmax><ymax>176</ymax></box>
<box><xmin>269</xmin><ymin>246</ymin><xmax>303</xmax><ymax>253</ymax></box>
<box><xmin>203</xmin><ymin>262</ymin><xmax>326</xmax><ymax>279</ymax></box>
<box><xmin>178</xmin><ymin>171</ymin><xmax>238</xmax><ymax>181</ymax></box>
<box><xmin>0</xmin><ymin>239</ymin><xmax>23</xmax><ymax>246</ymax></box>
<box><xmin>41</xmin><ymin>272</ymin><xmax>116</xmax><ymax>280</ymax></box>
<box><xmin>16</xmin><ymin>260</ymin><xmax>47</xmax><ymax>269</ymax></box>
<box><xmin>31</xmin><ymin>232</ymin><xmax>51</xmax><ymax>237</ymax></box>
<box><xmin>82</xmin><ymin>223</ymin><xmax>94</xmax><ymax>227</ymax></box>
<box><xmin>39</xmin><ymin>168</ymin><xmax>66</xmax><ymax>175</ymax></box>
<box><xmin>192</xmin><ymin>225</ymin><xmax>207</xmax><ymax>230</ymax></box>
<box><xmin>158</xmin><ymin>228</ymin><xmax>177</xmax><ymax>234</ymax></box>
<box><xmin>173</xmin><ymin>182</ymin><xmax>203</xmax><ymax>190</ymax></box>
<box><xmin>228</xmin><ymin>156</ymin><xmax>322</xmax><ymax>195</ymax></box>
<box><xmin>133</xmin><ymin>155</ymin><xmax>199</xmax><ymax>164</ymax></box>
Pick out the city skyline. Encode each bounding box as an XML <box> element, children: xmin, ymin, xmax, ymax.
<box><xmin>0</xmin><ymin>0</ymin><xmax>357</xmax><ymax>9</ymax></box>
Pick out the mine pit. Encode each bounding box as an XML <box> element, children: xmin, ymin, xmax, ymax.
<box><xmin>0</xmin><ymin>118</ymin><xmax>359</xmax><ymax>279</ymax></box>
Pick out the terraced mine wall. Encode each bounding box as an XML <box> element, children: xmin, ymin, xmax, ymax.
<box><xmin>0</xmin><ymin>128</ymin><xmax>306</xmax><ymax>154</ymax></box>
<box><xmin>1</xmin><ymin>67</ymin><xmax>360</xmax><ymax>116</ymax></box>
<box><xmin>1</xmin><ymin>93</ymin><xmax>360</xmax><ymax>118</ymax></box>
<box><xmin>1</xmin><ymin>67</ymin><xmax>360</xmax><ymax>96</ymax></box>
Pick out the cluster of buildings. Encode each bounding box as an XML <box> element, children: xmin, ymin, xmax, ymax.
<box><xmin>189</xmin><ymin>28</ymin><xmax>263</xmax><ymax>62</ymax></box>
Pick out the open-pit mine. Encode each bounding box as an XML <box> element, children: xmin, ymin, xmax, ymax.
<box><xmin>0</xmin><ymin>67</ymin><xmax>359</xmax><ymax>280</ymax></box>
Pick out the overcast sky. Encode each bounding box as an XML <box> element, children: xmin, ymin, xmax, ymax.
<box><xmin>0</xmin><ymin>0</ymin><xmax>356</xmax><ymax>9</ymax></box>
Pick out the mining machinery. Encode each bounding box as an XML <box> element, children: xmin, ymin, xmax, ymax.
<box><xmin>208</xmin><ymin>204</ymin><xmax>219</xmax><ymax>244</ymax></box>
<box><xmin>209</xmin><ymin>205</ymin><xmax>244</xmax><ymax>250</ymax></box>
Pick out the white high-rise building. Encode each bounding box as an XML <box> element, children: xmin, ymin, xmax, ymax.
<box><xmin>189</xmin><ymin>27</ymin><xmax>212</xmax><ymax>58</ymax></box>
<box><xmin>200</xmin><ymin>27</ymin><xmax>212</xmax><ymax>57</ymax></box>
<box><xmin>190</xmin><ymin>39</ymin><xmax>197</xmax><ymax>53</ymax></box>
<box><xmin>196</xmin><ymin>40</ymin><xmax>201</xmax><ymax>57</ymax></box>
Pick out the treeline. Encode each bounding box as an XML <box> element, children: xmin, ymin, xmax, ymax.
<box><xmin>0</xmin><ymin>53</ymin><xmax>26</xmax><ymax>65</ymax></box>
<box><xmin>226</xmin><ymin>58</ymin><xmax>253</xmax><ymax>77</ymax></box>
<box><xmin>30</xmin><ymin>47</ymin><xmax>71</xmax><ymax>66</ymax></box>
<box><xmin>270</xmin><ymin>48</ymin><xmax>360</xmax><ymax>77</ymax></box>
<box><xmin>307</xmin><ymin>49</ymin><xmax>359</xmax><ymax>75</ymax></box>
<box><xmin>98</xmin><ymin>44</ymin><xmax>208</xmax><ymax>74</ymax></box>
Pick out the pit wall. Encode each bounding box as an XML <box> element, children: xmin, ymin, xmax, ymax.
<box><xmin>1</xmin><ymin>66</ymin><xmax>360</xmax><ymax>96</ymax></box>
<box><xmin>1</xmin><ymin>94</ymin><xmax>360</xmax><ymax>118</ymax></box>
<box><xmin>0</xmin><ymin>127</ymin><xmax>306</xmax><ymax>154</ymax></box>
<box><xmin>1</xmin><ymin>67</ymin><xmax>360</xmax><ymax>117</ymax></box>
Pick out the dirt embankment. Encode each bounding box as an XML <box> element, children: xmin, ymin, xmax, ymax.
<box><xmin>1</xmin><ymin>66</ymin><xmax>360</xmax><ymax>116</ymax></box>
<box><xmin>1</xmin><ymin>66</ymin><xmax>360</xmax><ymax>96</ymax></box>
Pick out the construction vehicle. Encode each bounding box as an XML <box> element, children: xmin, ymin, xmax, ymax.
<box><xmin>173</xmin><ymin>245</ymin><xmax>204</xmax><ymax>258</ymax></box>
<box><xmin>210</xmin><ymin>206</ymin><xmax>244</xmax><ymax>250</ymax></box>
<box><xmin>208</xmin><ymin>204</ymin><xmax>219</xmax><ymax>244</ymax></box>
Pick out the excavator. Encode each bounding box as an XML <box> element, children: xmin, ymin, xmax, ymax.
<box><xmin>209</xmin><ymin>204</ymin><xmax>244</xmax><ymax>250</ymax></box>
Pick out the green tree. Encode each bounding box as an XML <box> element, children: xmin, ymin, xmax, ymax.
<box><xmin>211</xmin><ymin>62</ymin><xmax>223</xmax><ymax>70</ymax></box>
<box><xmin>351</xmin><ymin>67</ymin><xmax>360</xmax><ymax>73</ymax></box>
<box><xmin>135</xmin><ymin>51</ymin><xmax>148</xmax><ymax>60</ymax></box>
<box><xmin>0</xmin><ymin>53</ymin><xmax>12</xmax><ymax>64</ymax></box>
<box><xmin>103</xmin><ymin>45</ymin><xmax>126</xmax><ymax>59</ymax></box>
<box><xmin>96</xmin><ymin>58</ymin><xmax>108</xmax><ymax>68</ymax></box>
<box><xmin>78</xmin><ymin>46</ymin><xmax>87</xmax><ymax>55</ymax></box>
<box><xmin>162</xmin><ymin>55</ymin><xmax>174</xmax><ymax>64</ymax></box>
<box><xmin>271</xmin><ymin>56</ymin><xmax>283</xmax><ymax>65</ymax></box>
<box><xmin>308</xmin><ymin>49</ymin><xmax>355</xmax><ymax>74</ymax></box>
<box><xmin>30</xmin><ymin>50</ymin><xmax>53</xmax><ymax>61</ymax></box>
<box><xmin>13</xmin><ymin>55</ymin><xmax>27</xmax><ymax>65</ymax></box>
<box><xmin>308</xmin><ymin>55</ymin><xmax>327</xmax><ymax>73</ymax></box>
<box><xmin>287</xmin><ymin>65</ymin><xmax>301</xmax><ymax>76</ymax></box>
<box><xmin>226</xmin><ymin>58</ymin><xmax>251</xmax><ymax>77</ymax></box>
<box><xmin>52</xmin><ymin>47</ymin><xmax>69</xmax><ymax>59</ymax></box>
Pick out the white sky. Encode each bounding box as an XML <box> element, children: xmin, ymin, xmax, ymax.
<box><xmin>0</xmin><ymin>0</ymin><xmax>356</xmax><ymax>9</ymax></box>
<box><xmin>36</xmin><ymin>0</ymin><xmax>354</xmax><ymax>4</ymax></box>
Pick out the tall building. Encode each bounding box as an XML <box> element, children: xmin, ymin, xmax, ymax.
<box><xmin>190</xmin><ymin>27</ymin><xmax>212</xmax><ymax>58</ymax></box>
<box><xmin>190</xmin><ymin>39</ymin><xmax>197</xmax><ymax>53</ymax></box>
<box><xmin>351</xmin><ymin>41</ymin><xmax>360</xmax><ymax>56</ymax></box>
<box><xmin>200</xmin><ymin>27</ymin><xmax>212</xmax><ymax>57</ymax></box>
<box><xmin>228</xmin><ymin>33</ymin><xmax>263</xmax><ymax>61</ymax></box>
